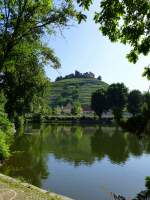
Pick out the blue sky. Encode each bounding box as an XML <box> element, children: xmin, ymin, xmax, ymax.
<box><xmin>45</xmin><ymin>1</ymin><xmax>150</xmax><ymax>92</ymax></box>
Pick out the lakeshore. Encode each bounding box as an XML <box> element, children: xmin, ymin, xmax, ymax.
<box><xmin>0</xmin><ymin>173</ymin><xmax>73</xmax><ymax>200</ymax></box>
<box><xmin>1</xmin><ymin>124</ymin><xmax>150</xmax><ymax>200</ymax></box>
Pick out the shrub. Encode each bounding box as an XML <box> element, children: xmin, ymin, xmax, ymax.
<box><xmin>0</xmin><ymin>112</ymin><xmax>15</xmax><ymax>160</ymax></box>
<box><xmin>0</xmin><ymin>132</ymin><xmax>10</xmax><ymax>159</ymax></box>
<box><xmin>146</xmin><ymin>177</ymin><xmax>150</xmax><ymax>190</ymax></box>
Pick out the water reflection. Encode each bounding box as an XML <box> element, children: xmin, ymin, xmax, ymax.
<box><xmin>0</xmin><ymin>124</ymin><xmax>150</xmax><ymax>190</ymax></box>
<box><xmin>91</xmin><ymin>127</ymin><xmax>150</xmax><ymax>164</ymax></box>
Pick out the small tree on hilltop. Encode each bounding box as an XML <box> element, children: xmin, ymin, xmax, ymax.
<box><xmin>91</xmin><ymin>89</ymin><xmax>108</xmax><ymax>119</ymax></box>
<box><xmin>107</xmin><ymin>83</ymin><xmax>128</xmax><ymax>122</ymax></box>
<box><xmin>127</xmin><ymin>90</ymin><xmax>143</xmax><ymax>116</ymax></box>
<box><xmin>97</xmin><ymin>76</ymin><xmax>102</xmax><ymax>81</ymax></box>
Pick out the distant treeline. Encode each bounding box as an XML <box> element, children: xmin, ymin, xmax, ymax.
<box><xmin>55</xmin><ymin>70</ymin><xmax>102</xmax><ymax>81</ymax></box>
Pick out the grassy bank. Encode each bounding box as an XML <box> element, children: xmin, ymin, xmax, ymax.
<box><xmin>26</xmin><ymin>114</ymin><xmax>113</xmax><ymax>125</ymax></box>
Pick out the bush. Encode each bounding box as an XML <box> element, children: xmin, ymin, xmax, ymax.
<box><xmin>0</xmin><ymin>112</ymin><xmax>15</xmax><ymax>160</ymax></box>
<box><xmin>146</xmin><ymin>177</ymin><xmax>150</xmax><ymax>190</ymax></box>
<box><xmin>0</xmin><ymin>132</ymin><xmax>10</xmax><ymax>159</ymax></box>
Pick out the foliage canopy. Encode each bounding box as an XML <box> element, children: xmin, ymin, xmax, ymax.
<box><xmin>76</xmin><ymin>0</ymin><xmax>150</xmax><ymax>78</ymax></box>
<box><xmin>77</xmin><ymin>0</ymin><xmax>150</xmax><ymax>61</ymax></box>
<box><xmin>127</xmin><ymin>90</ymin><xmax>143</xmax><ymax>116</ymax></box>
<box><xmin>0</xmin><ymin>0</ymin><xmax>86</xmax><ymax>118</ymax></box>
<box><xmin>91</xmin><ymin>88</ymin><xmax>107</xmax><ymax>119</ymax></box>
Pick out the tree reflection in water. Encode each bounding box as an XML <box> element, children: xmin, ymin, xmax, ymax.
<box><xmin>91</xmin><ymin>127</ymin><xmax>150</xmax><ymax>165</ymax></box>
<box><xmin>0</xmin><ymin>124</ymin><xmax>150</xmax><ymax>199</ymax></box>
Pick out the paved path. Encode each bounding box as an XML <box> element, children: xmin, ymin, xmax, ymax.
<box><xmin>0</xmin><ymin>174</ymin><xmax>73</xmax><ymax>200</ymax></box>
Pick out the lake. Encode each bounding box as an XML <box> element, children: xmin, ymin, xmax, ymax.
<box><xmin>1</xmin><ymin>124</ymin><xmax>150</xmax><ymax>200</ymax></box>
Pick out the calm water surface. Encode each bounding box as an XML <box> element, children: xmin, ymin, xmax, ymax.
<box><xmin>1</xmin><ymin>124</ymin><xmax>150</xmax><ymax>200</ymax></box>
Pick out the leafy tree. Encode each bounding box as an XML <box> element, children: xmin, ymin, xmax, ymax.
<box><xmin>127</xmin><ymin>90</ymin><xmax>143</xmax><ymax>116</ymax></box>
<box><xmin>0</xmin><ymin>0</ymin><xmax>87</xmax><ymax>120</ymax></box>
<box><xmin>77</xmin><ymin>0</ymin><xmax>150</xmax><ymax>62</ymax></box>
<box><xmin>75</xmin><ymin>70</ymin><xmax>82</xmax><ymax>78</ymax></box>
<box><xmin>0</xmin><ymin>132</ymin><xmax>10</xmax><ymax>160</ymax></box>
<box><xmin>72</xmin><ymin>88</ymin><xmax>79</xmax><ymax>101</ymax></box>
<box><xmin>0</xmin><ymin>92</ymin><xmax>6</xmax><ymax>113</ymax></box>
<box><xmin>0</xmin><ymin>91</ymin><xmax>15</xmax><ymax>160</ymax></box>
<box><xmin>71</xmin><ymin>102</ymin><xmax>82</xmax><ymax>115</ymax></box>
<box><xmin>146</xmin><ymin>177</ymin><xmax>150</xmax><ymax>190</ymax></box>
<box><xmin>91</xmin><ymin>89</ymin><xmax>108</xmax><ymax>119</ymax></box>
<box><xmin>0</xmin><ymin>0</ymin><xmax>85</xmax><ymax>71</ymax></box>
<box><xmin>0</xmin><ymin>105</ymin><xmax>15</xmax><ymax>160</ymax></box>
<box><xmin>97</xmin><ymin>76</ymin><xmax>102</xmax><ymax>81</ymax></box>
<box><xmin>1</xmin><ymin>41</ymin><xmax>51</xmax><ymax>119</ymax></box>
<box><xmin>107</xmin><ymin>83</ymin><xmax>128</xmax><ymax>122</ymax></box>
<box><xmin>94</xmin><ymin>0</ymin><xmax>150</xmax><ymax>65</ymax></box>
<box><xmin>142</xmin><ymin>92</ymin><xmax>150</xmax><ymax>119</ymax></box>
<box><xmin>77</xmin><ymin>0</ymin><xmax>150</xmax><ymax>79</ymax></box>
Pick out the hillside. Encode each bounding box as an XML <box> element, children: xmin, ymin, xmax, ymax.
<box><xmin>50</xmin><ymin>78</ymin><xmax>108</xmax><ymax>107</ymax></box>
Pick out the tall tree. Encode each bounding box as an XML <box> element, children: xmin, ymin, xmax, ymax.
<box><xmin>142</xmin><ymin>92</ymin><xmax>150</xmax><ymax>119</ymax></box>
<box><xmin>1</xmin><ymin>40</ymin><xmax>52</xmax><ymax>119</ymax></box>
<box><xmin>127</xmin><ymin>90</ymin><xmax>143</xmax><ymax>116</ymax></box>
<box><xmin>0</xmin><ymin>0</ymin><xmax>85</xmax><ymax>71</ymax></box>
<box><xmin>0</xmin><ymin>0</ymin><xmax>86</xmax><ymax>119</ymax></box>
<box><xmin>91</xmin><ymin>88</ymin><xmax>108</xmax><ymax>119</ymax></box>
<box><xmin>107</xmin><ymin>83</ymin><xmax>128</xmax><ymax>122</ymax></box>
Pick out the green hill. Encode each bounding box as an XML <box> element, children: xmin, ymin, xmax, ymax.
<box><xmin>50</xmin><ymin>78</ymin><xmax>108</xmax><ymax>107</ymax></box>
